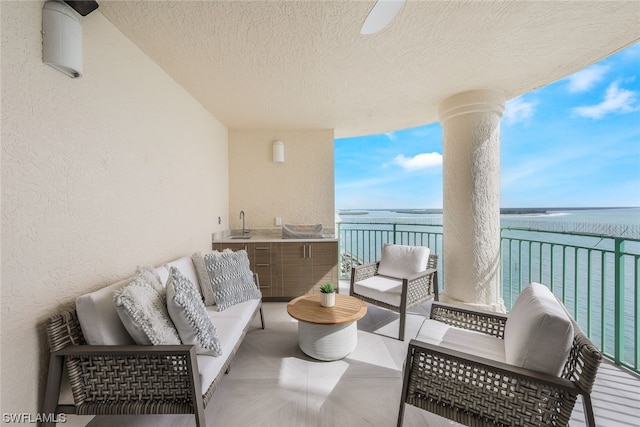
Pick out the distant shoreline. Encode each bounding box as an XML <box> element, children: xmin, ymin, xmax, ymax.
<box><xmin>338</xmin><ymin>207</ymin><xmax>639</xmax><ymax>215</ymax></box>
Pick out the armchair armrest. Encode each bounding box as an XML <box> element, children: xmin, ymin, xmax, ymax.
<box><xmin>430</xmin><ymin>301</ymin><xmax>508</xmax><ymax>338</ymax></box>
<box><xmin>401</xmin><ymin>339</ymin><xmax>582</xmax><ymax>426</ymax></box>
<box><xmin>349</xmin><ymin>262</ymin><xmax>379</xmax><ymax>292</ymax></box>
<box><xmin>402</xmin><ymin>268</ymin><xmax>439</xmax><ymax>305</ymax></box>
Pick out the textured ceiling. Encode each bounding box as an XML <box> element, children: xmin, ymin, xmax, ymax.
<box><xmin>98</xmin><ymin>1</ymin><xmax>640</xmax><ymax>137</ymax></box>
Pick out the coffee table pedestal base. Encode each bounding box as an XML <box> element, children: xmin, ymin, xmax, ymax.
<box><xmin>297</xmin><ymin>320</ymin><xmax>357</xmax><ymax>361</ymax></box>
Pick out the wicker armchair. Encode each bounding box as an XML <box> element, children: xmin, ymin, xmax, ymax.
<box><xmin>350</xmin><ymin>249</ymin><xmax>438</xmax><ymax>341</ymax></box>
<box><xmin>397</xmin><ymin>302</ymin><xmax>603</xmax><ymax>427</ymax></box>
<box><xmin>43</xmin><ymin>301</ymin><xmax>263</xmax><ymax>427</ymax></box>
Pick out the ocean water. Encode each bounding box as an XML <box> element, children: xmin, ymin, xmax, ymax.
<box><xmin>337</xmin><ymin>207</ymin><xmax>640</xmax><ymax>365</ymax></box>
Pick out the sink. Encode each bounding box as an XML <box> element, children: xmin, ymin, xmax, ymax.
<box><xmin>230</xmin><ymin>236</ymin><xmax>252</xmax><ymax>239</ymax></box>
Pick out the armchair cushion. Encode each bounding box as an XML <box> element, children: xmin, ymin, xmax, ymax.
<box><xmin>377</xmin><ymin>244</ymin><xmax>430</xmax><ymax>279</ymax></box>
<box><xmin>353</xmin><ymin>275</ymin><xmax>403</xmax><ymax>307</ymax></box>
<box><xmin>504</xmin><ymin>282</ymin><xmax>574</xmax><ymax>376</ymax></box>
<box><xmin>416</xmin><ymin>318</ymin><xmax>506</xmax><ymax>362</ymax></box>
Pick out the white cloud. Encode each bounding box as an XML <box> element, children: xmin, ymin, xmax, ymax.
<box><xmin>572</xmin><ymin>81</ymin><xmax>637</xmax><ymax>119</ymax></box>
<box><xmin>566</xmin><ymin>64</ymin><xmax>609</xmax><ymax>93</ymax></box>
<box><xmin>393</xmin><ymin>152</ymin><xmax>442</xmax><ymax>171</ymax></box>
<box><xmin>504</xmin><ymin>97</ymin><xmax>538</xmax><ymax>124</ymax></box>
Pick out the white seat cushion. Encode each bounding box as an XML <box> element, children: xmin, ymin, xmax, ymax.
<box><xmin>206</xmin><ymin>298</ymin><xmax>260</xmax><ymax>324</ymax></box>
<box><xmin>76</xmin><ymin>265</ymin><xmax>175</xmax><ymax>346</ymax></box>
<box><xmin>165</xmin><ymin>256</ymin><xmax>203</xmax><ymax>297</ymax></box>
<box><xmin>197</xmin><ymin>317</ymin><xmax>246</xmax><ymax>394</ymax></box>
<box><xmin>76</xmin><ymin>277</ymin><xmax>136</xmax><ymax>345</ymax></box>
<box><xmin>504</xmin><ymin>282</ymin><xmax>574</xmax><ymax>376</ymax></box>
<box><xmin>377</xmin><ymin>244</ymin><xmax>429</xmax><ymax>279</ymax></box>
<box><xmin>354</xmin><ymin>275</ymin><xmax>402</xmax><ymax>307</ymax></box>
<box><xmin>416</xmin><ymin>318</ymin><xmax>506</xmax><ymax>363</ymax></box>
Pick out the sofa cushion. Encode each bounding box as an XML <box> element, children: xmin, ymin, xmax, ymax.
<box><xmin>203</xmin><ymin>249</ymin><xmax>262</xmax><ymax>311</ymax></box>
<box><xmin>196</xmin><ymin>316</ymin><xmax>246</xmax><ymax>394</ymax></box>
<box><xmin>377</xmin><ymin>244</ymin><xmax>430</xmax><ymax>279</ymax></box>
<box><xmin>76</xmin><ymin>277</ymin><xmax>136</xmax><ymax>345</ymax></box>
<box><xmin>192</xmin><ymin>251</ymin><xmax>217</xmax><ymax>306</ymax></box>
<box><xmin>166</xmin><ymin>267</ymin><xmax>222</xmax><ymax>356</ymax></box>
<box><xmin>165</xmin><ymin>256</ymin><xmax>203</xmax><ymax>298</ymax></box>
<box><xmin>504</xmin><ymin>282</ymin><xmax>574</xmax><ymax>376</ymax></box>
<box><xmin>416</xmin><ymin>318</ymin><xmax>506</xmax><ymax>363</ymax></box>
<box><xmin>353</xmin><ymin>275</ymin><xmax>403</xmax><ymax>307</ymax></box>
<box><xmin>114</xmin><ymin>267</ymin><xmax>180</xmax><ymax>345</ymax></box>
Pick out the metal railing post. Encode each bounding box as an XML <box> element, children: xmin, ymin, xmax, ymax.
<box><xmin>614</xmin><ymin>238</ymin><xmax>625</xmax><ymax>365</ymax></box>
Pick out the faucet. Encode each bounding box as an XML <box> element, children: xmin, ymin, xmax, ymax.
<box><xmin>239</xmin><ymin>210</ymin><xmax>248</xmax><ymax>236</ymax></box>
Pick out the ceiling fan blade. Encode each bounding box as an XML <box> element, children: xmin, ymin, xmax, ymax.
<box><xmin>360</xmin><ymin>0</ymin><xmax>405</xmax><ymax>35</ymax></box>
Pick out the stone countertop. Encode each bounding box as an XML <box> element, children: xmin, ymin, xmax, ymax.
<box><xmin>212</xmin><ymin>228</ymin><xmax>337</xmax><ymax>243</ymax></box>
<box><xmin>213</xmin><ymin>235</ymin><xmax>337</xmax><ymax>243</ymax></box>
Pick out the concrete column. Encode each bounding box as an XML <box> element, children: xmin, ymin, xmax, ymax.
<box><xmin>438</xmin><ymin>89</ymin><xmax>505</xmax><ymax>312</ymax></box>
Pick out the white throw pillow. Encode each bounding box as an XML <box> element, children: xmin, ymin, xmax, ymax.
<box><xmin>377</xmin><ymin>244</ymin><xmax>430</xmax><ymax>279</ymax></box>
<box><xmin>166</xmin><ymin>267</ymin><xmax>222</xmax><ymax>356</ymax></box>
<box><xmin>504</xmin><ymin>282</ymin><xmax>574</xmax><ymax>376</ymax></box>
<box><xmin>113</xmin><ymin>267</ymin><xmax>181</xmax><ymax>345</ymax></box>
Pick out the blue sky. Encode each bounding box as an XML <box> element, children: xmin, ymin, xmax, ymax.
<box><xmin>335</xmin><ymin>42</ymin><xmax>640</xmax><ymax>209</ymax></box>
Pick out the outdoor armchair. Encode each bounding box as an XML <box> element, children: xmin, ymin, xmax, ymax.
<box><xmin>350</xmin><ymin>244</ymin><xmax>438</xmax><ymax>340</ymax></box>
<box><xmin>398</xmin><ymin>283</ymin><xmax>602</xmax><ymax>427</ymax></box>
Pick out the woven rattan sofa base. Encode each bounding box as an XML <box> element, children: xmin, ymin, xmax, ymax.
<box><xmin>397</xmin><ymin>302</ymin><xmax>602</xmax><ymax>427</ymax></box>
<box><xmin>350</xmin><ymin>254</ymin><xmax>438</xmax><ymax>341</ymax></box>
<box><xmin>43</xmin><ymin>303</ymin><xmax>263</xmax><ymax>427</ymax></box>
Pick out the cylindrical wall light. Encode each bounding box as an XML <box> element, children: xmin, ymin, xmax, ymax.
<box><xmin>273</xmin><ymin>140</ymin><xmax>285</xmax><ymax>163</ymax></box>
<box><xmin>42</xmin><ymin>1</ymin><xmax>83</xmax><ymax>78</ymax></box>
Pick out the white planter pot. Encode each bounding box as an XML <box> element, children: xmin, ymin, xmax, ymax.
<box><xmin>320</xmin><ymin>292</ymin><xmax>335</xmax><ymax>308</ymax></box>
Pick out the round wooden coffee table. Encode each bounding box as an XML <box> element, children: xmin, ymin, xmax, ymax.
<box><xmin>287</xmin><ymin>294</ymin><xmax>367</xmax><ymax>361</ymax></box>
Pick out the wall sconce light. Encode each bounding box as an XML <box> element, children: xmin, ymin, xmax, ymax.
<box><xmin>273</xmin><ymin>140</ymin><xmax>285</xmax><ymax>163</ymax></box>
<box><xmin>42</xmin><ymin>1</ymin><xmax>83</xmax><ymax>78</ymax></box>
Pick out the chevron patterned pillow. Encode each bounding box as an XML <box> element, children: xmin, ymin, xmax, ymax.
<box><xmin>204</xmin><ymin>249</ymin><xmax>262</xmax><ymax>311</ymax></box>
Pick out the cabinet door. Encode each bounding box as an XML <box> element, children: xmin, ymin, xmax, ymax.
<box><xmin>280</xmin><ymin>242</ymin><xmax>307</xmax><ymax>297</ymax></box>
<box><xmin>309</xmin><ymin>241</ymin><xmax>338</xmax><ymax>294</ymax></box>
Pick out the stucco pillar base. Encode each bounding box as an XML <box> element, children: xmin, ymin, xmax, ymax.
<box><xmin>439</xmin><ymin>292</ymin><xmax>506</xmax><ymax>313</ymax></box>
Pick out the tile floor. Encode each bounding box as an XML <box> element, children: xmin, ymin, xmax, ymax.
<box><xmin>73</xmin><ymin>289</ymin><xmax>639</xmax><ymax>427</ymax></box>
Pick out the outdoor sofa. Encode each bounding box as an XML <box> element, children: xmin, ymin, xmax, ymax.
<box><xmin>43</xmin><ymin>251</ymin><xmax>264</xmax><ymax>427</ymax></box>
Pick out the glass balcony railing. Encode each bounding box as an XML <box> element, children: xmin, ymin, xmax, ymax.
<box><xmin>337</xmin><ymin>220</ymin><xmax>640</xmax><ymax>375</ymax></box>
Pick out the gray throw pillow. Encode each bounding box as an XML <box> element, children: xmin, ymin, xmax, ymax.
<box><xmin>166</xmin><ymin>267</ymin><xmax>222</xmax><ymax>356</ymax></box>
<box><xmin>114</xmin><ymin>267</ymin><xmax>181</xmax><ymax>345</ymax></box>
<box><xmin>204</xmin><ymin>249</ymin><xmax>262</xmax><ymax>311</ymax></box>
<box><xmin>192</xmin><ymin>251</ymin><xmax>217</xmax><ymax>306</ymax></box>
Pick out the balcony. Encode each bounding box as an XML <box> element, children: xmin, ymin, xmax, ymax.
<box><xmin>337</xmin><ymin>218</ymin><xmax>640</xmax><ymax>375</ymax></box>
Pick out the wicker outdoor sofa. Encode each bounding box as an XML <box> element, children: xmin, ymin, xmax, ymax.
<box><xmin>43</xmin><ymin>253</ymin><xmax>264</xmax><ymax>427</ymax></box>
<box><xmin>397</xmin><ymin>283</ymin><xmax>603</xmax><ymax>427</ymax></box>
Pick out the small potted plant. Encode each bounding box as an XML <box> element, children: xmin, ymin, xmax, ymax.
<box><xmin>320</xmin><ymin>282</ymin><xmax>336</xmax><ymax>307</ymax></box>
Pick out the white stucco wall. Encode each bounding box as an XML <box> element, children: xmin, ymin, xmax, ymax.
<box><xmin>228</xmin><ymin>129</ymin><xmax>335</xmax><ymax>231</ymax></box>
<box><xmin>1</xmin><ymin>1</ymin><xmax>229</xmax><ymax>415</ymax></box>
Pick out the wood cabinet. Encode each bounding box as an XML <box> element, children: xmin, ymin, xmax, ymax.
<box><xmin>212</xmin><ymin>240</ymin><xmax>338</xmax><ymax>301</ymax></box>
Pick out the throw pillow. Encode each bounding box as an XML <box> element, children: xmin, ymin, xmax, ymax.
<box><xmin>192</xmin><ymin>251</ymin><xmax>217</xmax><ymax>306</ymax></box>
<box><xmin>113</xmin><ymin>266</ymin><xmax>181</xmax><ymax>345</ymax></box>
<box><xmin>377</xmin><ymin>244</ymin><xmax>430</xmax><ymax>279</ymax></box>
<box><xmin>204</xmin><ymin>249</ymin><xmax>262</xmax><ymax>311</ymax></box>
<box><xmin>166</xmin><ymin>267</ymin><xmax>222</xmax><ymax>356</ymax></box>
